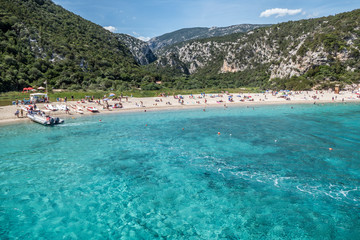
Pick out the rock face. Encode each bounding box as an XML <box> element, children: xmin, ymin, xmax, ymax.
<box><xmin>154</xmin><ymin>9</ymin><xmax>360</xmax><ymax>80</ymax></box>
<box><xmin>148</xmin><ymin>24</ymin><xmax>269</xmax><ymax>51</ymax></box>
<box><xmin>116</xmin><ymin>34</ymin><xmax>157</xmax><ymax>65</ymax></box>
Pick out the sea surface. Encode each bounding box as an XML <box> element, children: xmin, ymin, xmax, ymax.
<box><xmin>1</xmin><ymin>103</ymin><xmax>360</xmax><ymax>239</ymax></box>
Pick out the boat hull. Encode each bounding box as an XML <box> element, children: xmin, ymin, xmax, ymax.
<box><xmin>87</xmin><ymin>107</ymin><xmax>99</xmax><ymax>113</ymax></box>
<box><xmin>27</xmin><ymin>114</ymin><xmax>64</xmax><ymax>126</ymax></box>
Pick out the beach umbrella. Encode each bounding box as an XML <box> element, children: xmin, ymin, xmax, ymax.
<box><xmin>103</xmin><ymin>98</ymin><xmax>110</xmax><ymax>101</ymax></box>
<box><xmin>109</xmin><ymin>93</ymin><xmax>115</xmax><ymax>97</ymax></box>
<box><xmin>38</xmin><ymin>86</ymin><xmax>45</xmax><ymax>90</ymax></box>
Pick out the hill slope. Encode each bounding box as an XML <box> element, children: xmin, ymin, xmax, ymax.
<box><xmin>153</xmin><ymin>9</ymin><xmax>360</xmax><ymax>90</ymax></box>
<box><xmin>148</xmin><ymin>24</ymin><xmax>269</xmax><ymax>51</ymax></box>
<box><xmin>116</xmin><ymin>34</ymin><xmax>157</xmax><ymax>65</ymax></box>
<box><xmin>0</xmin><ymin>0</ymin><xmax>153</xmax><ymax>92</ymax></box>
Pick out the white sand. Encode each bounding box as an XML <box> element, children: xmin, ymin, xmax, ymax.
<box><xmin>1</xmin><ymin>90</ymin><xmax>359</xmax><ymax>125</ymax></box>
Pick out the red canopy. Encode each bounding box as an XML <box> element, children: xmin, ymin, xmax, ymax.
<box><xmin>22</xmin><ymin>87</ymin><xmax>33</xmax><ymax>92</ymax></box>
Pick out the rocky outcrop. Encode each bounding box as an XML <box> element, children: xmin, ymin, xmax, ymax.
<box><xmin>220</xmin><ymin>60</ymin><xmax>241</xmax><ymax>73</ymax></box>
<box><xmin>148</xmin><ymin>24</ymin><xmax>269</xmax><ymax>51</ymax></box>
<box><xmin>154</xmin><ymin>10</ymin><xmax>360</xmax><ymax>80</ymax></box>
<box><xmin>116</xmin><ymin>34</ymin><xmax>157</xmax><ymax>65</ymax></box>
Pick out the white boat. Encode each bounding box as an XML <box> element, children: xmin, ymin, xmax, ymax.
<box><xmin>21</xmin><ymin>105</ymin><xmax>40</xmax><ymax>113</ymax></box>
<box><xmin>45</xmin><ymin>104</ymin><xmax>58</xmax><ymax>111</ymax></box>
<box><xmin>56</xmin><ymin>104</ymin><xmax>69</xmax><ymax>111</ymax></box>
<box><xmin>27</xmin><ymin>113</ymin><xmax>64</xmax><ymax>126</ymax></box>
<box><xmin>21</xmin><ymin>105</ymin><xmax>29</xmax><ymax>112</ymax></box>
<box><xmin>87</xmin><ymin>107</ymin><xmax>99</xmax><ymax>113</ymax></box>
<box><xmin>76</xmin><ymin>105</ymin><xmax>84</xmax><ymax>114</ymax></box>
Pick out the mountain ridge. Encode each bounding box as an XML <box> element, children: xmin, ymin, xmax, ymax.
<box><xmin>151</xmin><ymin>9</ymin><xmax>360</xmax><ymax>90</ymax></box>
<box><xmin>148</xmin><ymin>24</ymin><xmax>270</xmax><ymax>51</ymax></box>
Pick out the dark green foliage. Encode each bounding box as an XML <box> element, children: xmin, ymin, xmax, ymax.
<box><xmin>269</xmin><ymin>76</ymin><xmax>314</xmax><ymax>91</ymax></box>
<box><xmin>269</xmin><ymin>61</ymin><xmax>360</xmax><ymax>91</ymax></box>
<box><xmin>0</xmin><ymin>0</ymin><xmax>156</xmax><ymax>92</ymax></box>
<box><xmin>155</xmin><ymin>8</ymin><xmax>360</xmax><ymax>91</ymax></box>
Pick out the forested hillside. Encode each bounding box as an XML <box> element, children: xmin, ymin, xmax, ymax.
<box><xmin>153</xmin><ymin>9</ymin><xmax>360</xmax><ymax>90</ymax></box>
<box><xmin>0</xmin><ymin>0</ymin><xmax>160</xmax><ymax>92</ymax></box>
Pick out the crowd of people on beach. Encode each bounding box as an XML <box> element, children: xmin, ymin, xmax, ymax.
<box><xmin>5</xmin><ymin>88</ymin><xmax>360</xmax><ymax>124</ymax></box>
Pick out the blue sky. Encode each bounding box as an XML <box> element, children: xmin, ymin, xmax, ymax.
<box><xmin>53</xmin><ymin>0</ymin><xmax>360</xmax><ymax>41</ymax></box>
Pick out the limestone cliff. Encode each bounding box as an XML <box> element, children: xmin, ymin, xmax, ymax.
<box><xmin>148</xmin><ymin>24</ymin><xmax>269</xmax><ymax>51</ymax></box>
<box><xmin>117</xmin><ymin>34</ymin><xmax>157</xmax><ymax>65</ymax></box>
<box><xmin>154</xmin><ymin>9</ymin><xmax>360</xmax><ymax>83</ymax></box>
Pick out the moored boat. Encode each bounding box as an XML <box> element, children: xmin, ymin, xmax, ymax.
<box><xmin>27</xmin><ymin>113</ymin><xmax>64</xmax><ymax>126</ymax></box>
<box><xmin>76</xmin><ymin>105</ymin><xmax>84</xmax><ymax>114</ymax></box>
<box><xmin>21</xmin><ymin>105</ymin><xmax>39</xmax><ymax>113</ymax></box>
<box><xmin>45</xmin><ymin>104</ymin><xmax>58</xmax><ymax>111</ymax></box>
<box><xmin>56</xmin><ymin>104</ymin><xmax>69</xmax><ymax>111</ymax></box>
<box><xmin>87</xmin><ymin>106</ymin><xmax>99</xmax><ymax>113</ymax></box>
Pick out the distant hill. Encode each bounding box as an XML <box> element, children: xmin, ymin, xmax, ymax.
<box><xmin>152</xmin><ymin>9</ymin><xmax>360</xmax><ymax>90</ymax></box>
<box><xmin>0</xmin><ymin>0</ymin><xmax>157</xmax><ymax>92</ymax></box>
<box><xmin>148</xmin><ymin>24</ymin><xmax>269</xmax><ymax>51</ymax></box>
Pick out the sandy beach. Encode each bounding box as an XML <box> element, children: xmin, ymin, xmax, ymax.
<box><xmin>1</xmin><ymin>90</ymin><xmax>360</xmax><ymax>125</ymax></box>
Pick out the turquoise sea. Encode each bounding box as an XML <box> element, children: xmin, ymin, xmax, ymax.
<box><xmin>1</xmin><ymin>103</ymin><xmax>360</xmax><ymax>239</ymax></box>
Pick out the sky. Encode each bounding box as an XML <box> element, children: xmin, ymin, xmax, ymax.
<box><xmin>52</xmin><ymin>0</ymin><xmax>360</xmax><ymax>41</ymax></box>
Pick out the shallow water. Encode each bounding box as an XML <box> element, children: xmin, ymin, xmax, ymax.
<box><xmin>1</xmin><ymin>103</ymin><xmax>360</xmax><ymax>239</ymax></box>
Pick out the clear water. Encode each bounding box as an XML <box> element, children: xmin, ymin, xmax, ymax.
<box><xmin>1</xmin><ymin>103</ymin><xmax>360</xmax><ymax>239</ymax></box>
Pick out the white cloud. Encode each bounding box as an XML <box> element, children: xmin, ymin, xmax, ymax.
<box><xmin>137</xmin><ymin>36</ymin><xmax>151</xmax><ymax>42</ymax></box>
<box><xmin>260</xmin><ymin>8</ymin><xmax>302</xmax><ymax>18</ymax></box>
<box><xmin>103</xmin><ymin>26</ymin><xmax>117</xmax><ymax>32</ymax></box>
<box><xmin>132</xmin><ymin>32</ymin><xmax>151</xmax><ymax>42</ymax></box>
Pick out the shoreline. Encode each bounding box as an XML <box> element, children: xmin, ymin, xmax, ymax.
<box><xmin>1</xmin><ymin>90</ymin><xmax>360</xmax><ymax>126</ymax></box>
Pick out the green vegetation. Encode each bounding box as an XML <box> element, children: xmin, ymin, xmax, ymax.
<box><xmin>268</xmin><ymin>62</ymin><xmax>360</xmax><ymax>91</ymax></box>
<box><xmin>0</xmin><ymin>0</ymin><xmax>359</xmax><ymax>93</ymax></box>
<box><xmin>0</xmin><ymin>0</ymin><xmax>162</xmax><ymax>92</ymax></box>
<box><xmin>153</xmin><ymin>9</ymin><xmax>360</xmax><ymax>91</ymax></box>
